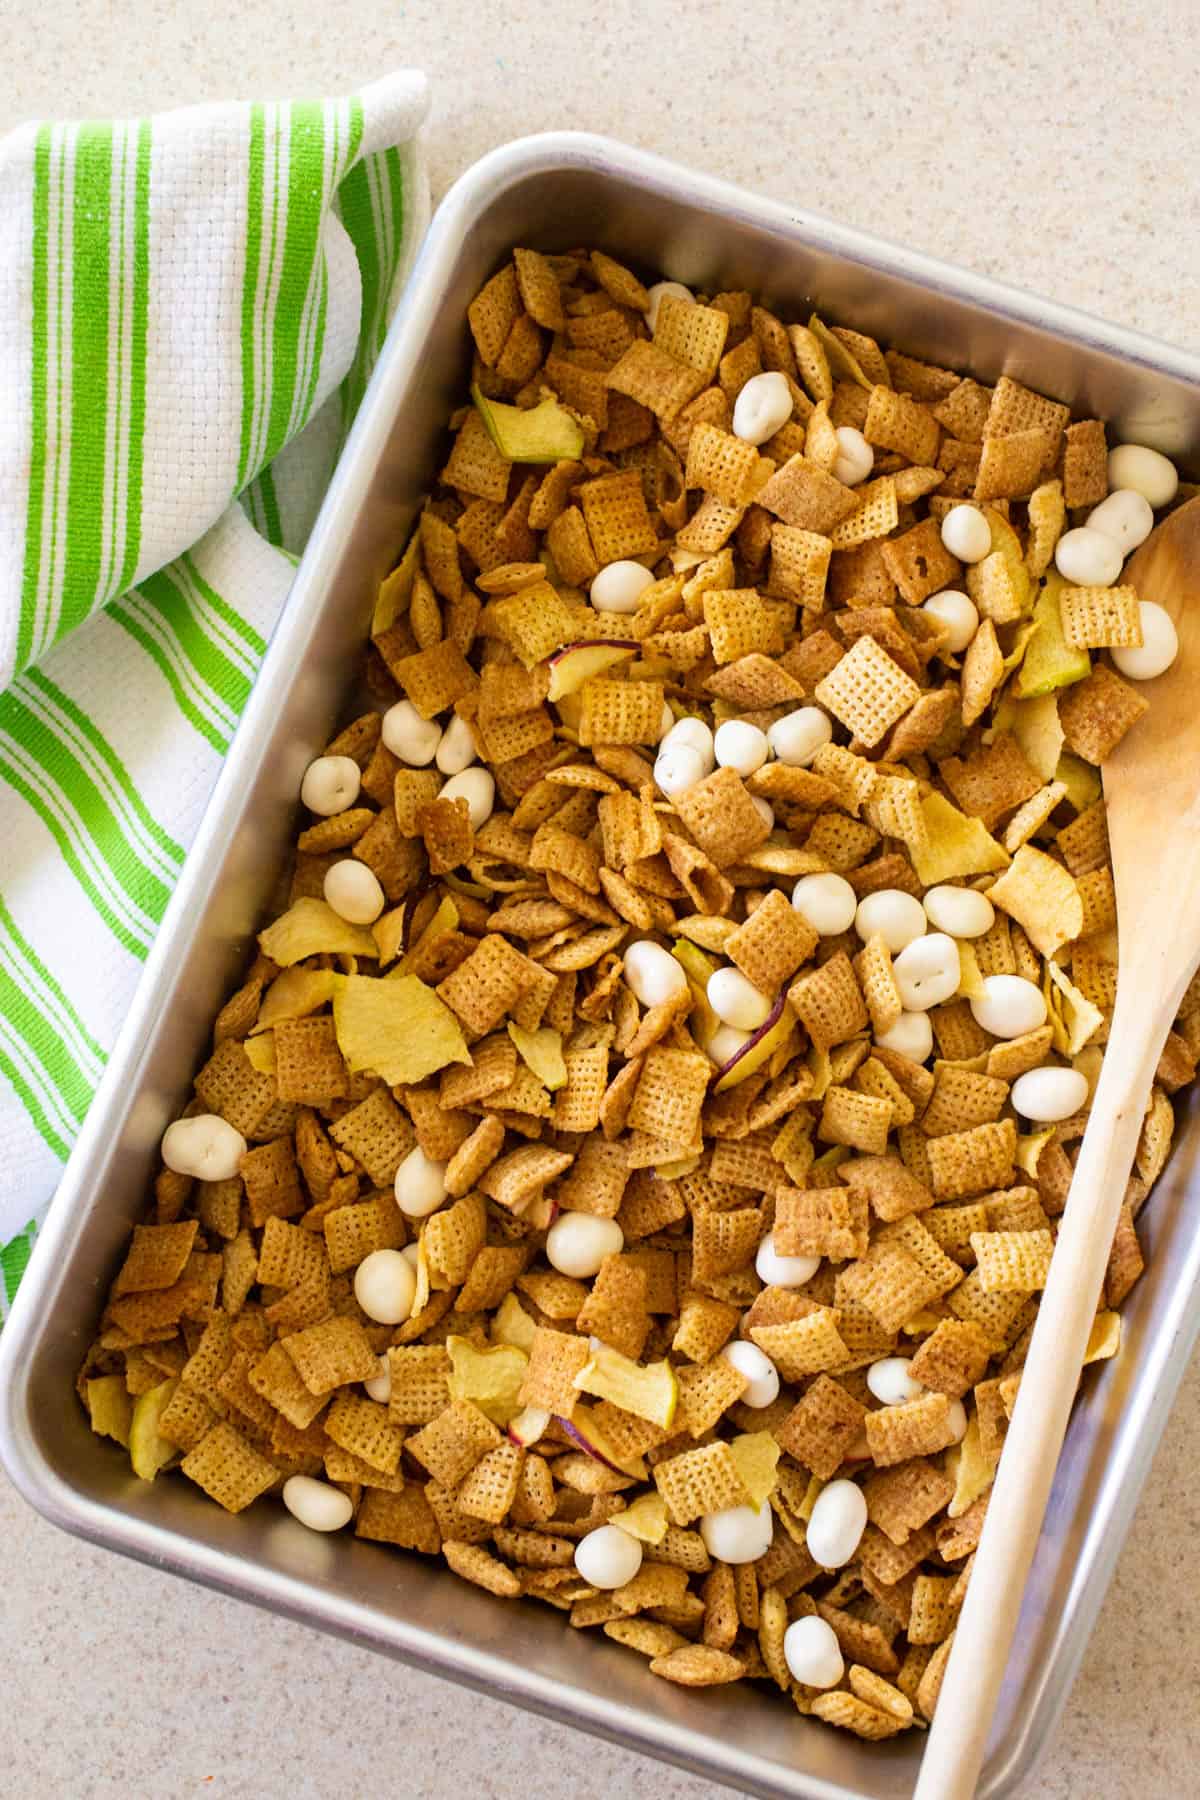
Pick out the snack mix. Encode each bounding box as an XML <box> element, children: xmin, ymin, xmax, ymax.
<box><xmin>81</xmin><ymin>245</ymin><xmax>1193</xmax><ymax>1741</ymax></box>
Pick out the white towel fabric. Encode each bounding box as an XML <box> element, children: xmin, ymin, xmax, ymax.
<box><xmin>0</xmin><ymin>71</ymin><xmax>430</xmax><ymax>1309</ymax></box>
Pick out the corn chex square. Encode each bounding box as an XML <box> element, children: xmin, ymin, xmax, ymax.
<box><xmin>816</xmin><ymin>636</ymin><xmax>920</xmax><ymax>747</ymax></box>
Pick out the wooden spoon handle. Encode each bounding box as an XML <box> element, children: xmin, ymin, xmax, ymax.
<box><xmin>913</xmin><ymin>996</ymin><xmax>1169</xmax><ymax>1800</ymax></box>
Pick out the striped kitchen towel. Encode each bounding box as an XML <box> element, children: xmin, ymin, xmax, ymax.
<box><xmin>0</xmin><ymin>71</ymin><xmax>430</xmax><ymax>1316</ymax></box>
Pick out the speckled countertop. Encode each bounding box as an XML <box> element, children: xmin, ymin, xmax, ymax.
<box><xmin>3</xmin><ymin>4</ymin><xmax>1200</xmax><ymax>1795</ymax></box>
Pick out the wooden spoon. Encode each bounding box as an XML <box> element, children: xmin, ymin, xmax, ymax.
<box><xmin>914</xmin><ymin>494</ymin><xmax>1200</xmax><ymax>1799</ymax></box>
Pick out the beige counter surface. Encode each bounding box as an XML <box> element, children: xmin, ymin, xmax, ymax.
<box><xmin>3</xmin><ymin>2</ymin><xmax>1200</xmax><ymax>1795</ymax></box>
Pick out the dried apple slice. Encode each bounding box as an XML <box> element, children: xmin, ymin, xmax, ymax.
<box><xmin>712</xmin><ymin>995</ymin><xmax>794</xmax><ymax>1093</ymax></box>
<box><xmin>259</xmin><ymin>896</ymin><xmax>378</xmax><ymax>966</ymax></box>
<box><xmin>547</xmin><ymin>640</ymin><xmax>637</xmax><ymax>702</ymax></box>
<box><xmin>86</xmin><ymin>1374</ymin><xmax>133</xmax><ymax>1448</ymax></box>
<box><xmin>728</xmin><ymin>1431</ymin><xmax>782</xmax><ymax>1507</ymax></box>
<box><xmin>129</xmin><ymin>1378</ymin><xmax>179</xmax><ymax>1481</ymax></box>
<box><xmin>573</xmin><ymin>1343</ymin><xmax>678</xmax><ymax>1428</ymax></box>
<box><xmin>612</xmin><ymin>1490</ymin><xmax>670</xmax><ymax>1544</ymax></box>
<box><xmin>508</xmin><ymin>1022</ymin><xmax>567</xmax><ymax>1091</ymax></box>
<box><xmin>446</xmin><ymin>1335</ymin><xmax>528</xmax><ymax>1425</ymax></box>
<box><xmin>557</xmin><ymin>1403</ymin><xmax>650</xmax><ymax>1480</ymax></box>
<box><xmin>1015</xmin><ymin>570</ymin><xmax>1091</xmax><ymax>698</ymax></box>
<box><xmin>333</xmin><ymin>973</ymin><xmax>471</xmax><ymax>1086</ymax></box>
<box><xmin>472</xmin><ymin>385</ymin><xmax>586</xmax><ymax>462</ymax></box>
<box><xmin>491</xmin><ymin>1291</ymin><xmax>537</xmax><ymax>1353</ymax></box>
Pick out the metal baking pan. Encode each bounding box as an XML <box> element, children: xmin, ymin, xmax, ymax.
<box><xmin>3</xmin><ymin>133</ymin><xmax>1200</xmax><ymax>1800</ymax></box>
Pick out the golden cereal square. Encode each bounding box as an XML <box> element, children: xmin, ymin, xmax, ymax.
<box><xmin>970</xmin><ymin>1228</ymin><xmax>1054</xmax><ymax>1293</ymax></box>
<box><xmin>357</xmin><ymin>1483</ymin><xmax>442</xmax><ymax>1554</ymax></box>
<box><xmin>273</xmin><ymin>1016</ymin><xmax>348</xmax><ymax>1107</ymax></box>
<box><xmin>1107</xmin><ymin>1202</ymin><xmax>1145</xmax><ymax>1307</ymax></box>
<box><xmin>256</xmin><ymin>1216</ymin><xmax>328</xmax><ymax>1291</ymax></box>
<box><xmin>512</xmin><ymin>246</ymin><xmax>564</xmax><ymax>330</ymax></box>
<box><xmin>788</xmin><ymin>957</ymin><xmax>874</xmax><ymax>1051</ymax></box>
<box><xmin>456</xmin><ymin>1441</ymin><xmax>525</xmax><ymax>1524</ymax></box>
<box><xmin>456</xmin><ymin>1243</ymin><xmax>528</xmax><ymax>1316</ymax></box>
<box><xmin>553</xmin><ymin>1046</ymin><xmax>610</xmax><ymax>1134</ymax></box>
<box><xmin>325</xmin><ymin>1390</ymin><xmax>406</xmax><ymax>1475</ymax></box>
<box><xmin>829</xmin><ymin>478</ymin><xmax>901</xmax><ymax>550</ymax></box>
<box><xmin>966</xmin><ymin>550</ymin><xmax>1022</xmax><ymax>625</ymax></box>
<box><xmin>194</xmin><ymin>1039</ymin><xmax>277</xmax><ymax>1136</ymax></box>
<box><xmin>864</xmin><ymin>1392</ymin><xmax>957</xmax><ymax>1468</ymax></box>
<box><xmin>810</xmin><ymin>1691</ymin><xmax>905</xmax><ymax>1740</ymax></box>
<box><xmin>768</xmin><ymin>524</ymin><xmax>833</xmax><ymax>607</ymax></box>
<box><xmin>579</xmin><ymin>471</ymin><xmax>658</xmax><ymax>563</ymax></box>
<box><xmin>328</xmin><ymin>1087</ymin><xmax>415</xmax><ymax>1187</ymax></box>
<box><xmin>239</xmin><ymin>1135</ymin><xmax>304</xmax><ymax>1227</ymax></box>
<box><xmin>819</xmin><ymin>1085</ymin><xmax>892</xmax><ymax>1156</ymax></box>
<box><xmin>555</xmin><ymin>1135</ymin><xmax>630</xmax><ymax>1219</ymax></box>
<box><xmin>702</xmin><ymin>588</ymin><xmax>785</xmax><ymax>664</ymax></box>
<box><xmin>518</xmin><ymin>1327</ymin><xmax>590</xmax><ymax>1416</ymax></box>
<box><xmin>691</xmin><ymin>1207</ymin><xmax>763</xmax><ymax>1282</ymax></box>
<box><xmin>946</xmin><ymin>1267</ymin><xmax>1028</xmax><ymax>1342</ymax></box>
<box><xmin>928</xmin><ymin>1119</ymin><xmax>1017</xmax><ymax>1200</ymax></box>
<box><xmin>1056</xmin><ymin>799</ymin><xmax>1109</xmax><ymax>876</ymax></box>
<box><xmin>839</xmin><ymin>1154</ymin><xmax>933</xmax><ymax>1224</ymax></box>
<box><xmin>921</xmin><ymin>1067</ymin><xmax>1010</xmax><ymax>1138</ymax></box>
<box><xmin>929</xmin><ymin>377</ymin><xmax>991</xmax><ymax>441</ymax></box>
<box><xmin>672</xmin><ymin>767</ymin><xmax>773</xmax><ymax>868</ymax></box>
<box><xmin>468</xmin><ymin>264</ymin><xmax>521</xmax><ymax>366</ymax></box>
<box><xmin>490</xmin><ymin>581</ymin><xmax>580</xmax><ymax>665</ymax></box>
<box><xmin>961</xmin><ymin>617</ymin><xmax>1005</xmax><ymax>727</ymax></box>
<box><xmin>676</xmin><ymin>1357</ymin><xmax>749</xmax><ymax>1437</ymax></box>
<box><xmin>437</xmin><ymin>932</ymin><xmax>536</xmax><ymax>1035</ymax></box>
<box><xmin>1062</xmin><ymin>419</ymin><xmax>1108</xmax><ymax>508</ymax></box>
<box><xmin>578</xmin><ymin>678</ymin><xmax>665</xmax><ymax>748</ymax></box>
<box><xmin>984</xmin><ymin>375</ymin><xmax>1068</xmax><ymax>444</ymax></box>
<box><xmin>775</xmin><ymin>1187</ymin><xmax>870</xmax><ymax>1261</ymax></box>
<box><xmin>392</xmin><ymin>640</ymin><xmax>477</xmax><ymax>721</ymax></box>
<box><xmin>443</xmin><ymin>407</ymin><xmax>512</xmax><ymax>502</ymax></box>
<box><xmin>653</xmin><ymin>1441</ymin><xmax>749</xmax><ymax>1526</ymax></box>
<box><xmin>864</xmin><ymin>385</ymin><xmax>940</xmax><ymax>465</ymax></box>
<box><xmin>941</xmin><ymin>734</ymin><xmax>1043</xmax><ymax>830</ymax></box>
<box><xmin>880</xmin><ymin>517</ymin><xmax>961</xmax><ymax>605</ymax></box>
<box><xmin>157</xmin><ymin>1383</ymin><xmax>218</xmax><ymax>1452</ymax></box>
<box><xmin>749</xmin><ymin>1309</ymin><xmax>849</xmax><ymax>1381</ymax></box>
<box><xmin>776</xmin><ymin>1374</ymin><xmax>867</xmax><ymax>1479</ymax></box>
<box><xmin>481</xmin><ymin>1143</ymin><xmax>574</xmax><ymax>1210</ymax></box>
<box><xmin>655</xmin><ymin>294</ymin><xmax>730</xmax><ymax>378</ymax></box>
<box><xmin>1059</xmin><ymin>584</ymin><xmax>1144</xmax><ymax>650</ymax></box>
<box><xmin>863</xmin><ymin>1458</ymin><xmax>955</xmax><ymax>1545</ymax></box>
<box><xmin>836</xmin><ymin>1245</ymin><xmax>941</xmax><ymax>1333</ymax></box>
<box><xmin>649</xmin><ymin>1644</ymin><xmax>744</xmax><ymax>1687</ymax></box>
<box><xmin>576</xmin><ymin>1256</ymin><xmax>649</xmax><ymax>1361</ymax></box>
<box><xmin>627</xmin><ymin>1046</ymin><xmax>711</xmax><ymax>1146</ymax></box>
<box><xmin>542</xmin><ymin>342</ymin><xmax>610</xmax><ymax>429</ymax></box>
<box><xmin>112</xmin><ymin>1221</ymin><xmax>198</xmax><ymax>1295</ymax></box>
<box><xmin>385</xmin><ymin>1345</ymin><xmax>451</xmax><ymax>1425</ymax></box>
<box><xmin>322</xmin><ymin>1192</ymin><xmax>406</xmax><ymax>1274</ymax></box>
<box><xmin>974</xmin><ymin>428</ymin><xmax>1059</xmax><ymax>501</ymax></box>
<box><xmin>1026</xmin><ymin>478</ymin><xmax>1066</xmax><ymax>579</ymax></box>
<box><xmin>407</xmin><ymin>1399</ymin><xmax>503</xmax><ymax>1488</ymax></box>
<box><xmin>589</xmin><ymin>250</ymin><xmax>649</xmax><ymax>309</ymax></box>
<box><xmin>606</xmin><ymin>339</ymin><xmax>707</xmax><ymax>422</ymax></box>
<box><xmin>685</xmin><ymin>423</ymin><xmax>765</xmax><ymax>507</ymax></box>
<box><xmin>180</xmin><ymin>1422</ymin><xmax>278</xmax><ymax>1514</ymax></box>
<box><xmin>757</xmin><ymin>455</ymin><xmax>859</xmax><ymax>535</ymax></box>
<box><xmin>671</xmin><ymin>1292</ymin><xmax>739</xmax><ymax>1363</ymax></box>
<box><xmin>815</xmin><ymin>636</ymin><xmax>920</xmax><ymax>747</ymax></box>
<box><xmin>854</xmin><ymin>937</ymin><xmax>903</xmax><ymax>1037</ymax></box>
<box><xmin>282</xmin><ymin>1315</ymin><xmax>379</xmax><ymax>1396</ymax></box>
<box><xmin>443</xmin><ymin>1539</ymin><xmax>522</xmax><ymax>1597</ymax></box>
